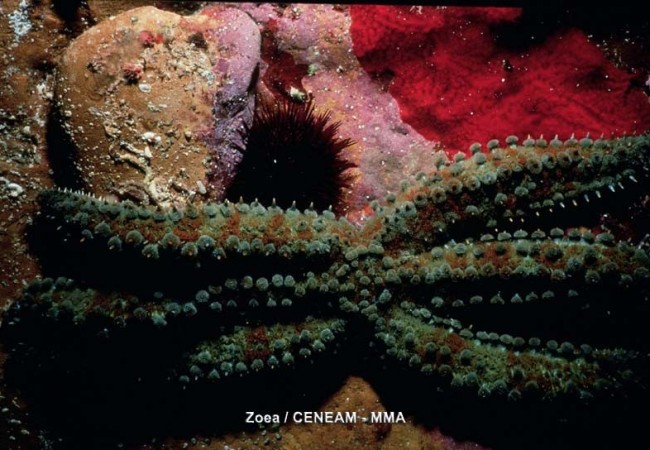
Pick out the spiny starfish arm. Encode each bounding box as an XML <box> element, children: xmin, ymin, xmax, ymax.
<box><xmin>386</xmin><ymin>237</ymin><xmax>650</xmax><ymax>290</ymax></box>
<box><xmin>183</xmin><ymin>318</ymin><xmax>347</xmax><ymax>380</ymax></box>
<box><xmin>2</xmin><ymin>271</ymin><xmax>350</xmax><ymax>327</ymax></box>
<box><xmin>366</xmin><ymin>237</ymin><xmax>650</xmax><ymax>345</ymax></box>
<box><xmin>357</xmin><ymin>234</ymin><xmax>650</xmax><ymax>401</ymax></box>
<box><xmin>36</xmin><ymin>189</ymin><xmax>364</xmax><ymax>264</ymax></box>
<box><xmin>4</xmin><ymin>238</ymin><xmax>384</xmax><ymax>334</ymax></box>
<box><xmin>33</xmin><ymin>189</ymin><xmax>378</xmax><ymax>297</ymax></box>
<box><xmin>1</xmin><ymin>277</ymin><xmax>348</xmax><ymax>379</ymax></box>
<box><xmin>373</xmin><ymin>135</ymin><xmax>650</xmax><ymax>252</ymax></box>
<box><xmin>374</xmin><ymin>306</ymin><xmax>643</xmax><ymax>401</ymax></box>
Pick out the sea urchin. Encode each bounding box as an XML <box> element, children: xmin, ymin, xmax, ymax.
<box><xmin>226</xmin><ymin>97</ymin><xmax>355</xmax><ymax>213</ymax></box>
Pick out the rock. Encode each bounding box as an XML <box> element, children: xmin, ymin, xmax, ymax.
<box><xmin>236</xmin><ymin>3</ymin><xmax>446</xmax><ymax>219</ymax></box>
<box><xmin>55</xmin><ymin>6</ymin><xmax>260</xmax><ymax>206</ymax></box>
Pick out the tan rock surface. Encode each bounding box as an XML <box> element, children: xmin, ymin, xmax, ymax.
<box><xmin>55</xmin><ymin>5</ymin><xmax>260</xmax><ymax>206</ymax></box>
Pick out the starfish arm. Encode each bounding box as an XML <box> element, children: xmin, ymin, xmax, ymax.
<box><xmin>184</xmin><ymin>318</ymin><xmax>347</xmax><ymax>380</ymax></box>
<box><xmin>399</xmin><ymin>237</ymin><xmax>650</xmax><ymax>291</ymax></box>
<box><xmin>36</xmin><ymin>189</ymin><xmax>362</xmax><ymax>264</ymax></box>
<box><xmin>373</xmin><ymin>135</ymin><xmax>650</xmax><ymax>252</ymax></box>
<box><xmin>1</xmin><ymin>277</ymin><xmax>348</xmax><ymax>380</ymax></box>
<box><xmin>32</xmin><ymin>189</ymin><xmax>372</xmax><ymax>297</ymax></box>
<box><xmin>374</xmin><ymin>306</ymin><xmax>644</xmax><ymax>401</ymax></box>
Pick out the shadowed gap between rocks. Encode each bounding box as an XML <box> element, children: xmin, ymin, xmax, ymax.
<box><xmin>46</xmin><ymin>107</ymin><xmax>85</xmax><ymax>191</ymax></box>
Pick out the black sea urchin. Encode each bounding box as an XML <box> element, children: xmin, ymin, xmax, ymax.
<box><xmin>226</xmin><ymin>98</ymin><xmax>355</xmax><ymax>213</ymax></box>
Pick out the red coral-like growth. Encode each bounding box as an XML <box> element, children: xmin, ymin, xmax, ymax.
<box><xmin>122</xmin><ymin>63</ymin><xmax>143</xmax><ymax>83</ymax></box>
<box><xmin>350</xmin><ymin>6</ymin><xmax>650</xmax><ymax>153</ymax></box>
<box><xmin>138</xmin><ymin>30</ymin><xmax>163</xmax><ymax>48</ymax></box>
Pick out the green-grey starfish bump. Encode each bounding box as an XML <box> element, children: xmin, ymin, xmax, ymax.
<box><xmin>3</xmin><ymin>134</ymin><xmax>650</xmax><ymax>404</ymax></box>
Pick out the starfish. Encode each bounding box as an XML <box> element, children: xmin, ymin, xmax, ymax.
<box><xmin>2</xmin><ymin>134</ymin><xmax>650</xmax><ymax>425</ymax></box>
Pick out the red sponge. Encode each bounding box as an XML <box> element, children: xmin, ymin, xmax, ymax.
<box><xmin>350</xmin><ymin>5</ymin><xmax>650</xmax><ymax>153</ymax></box>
